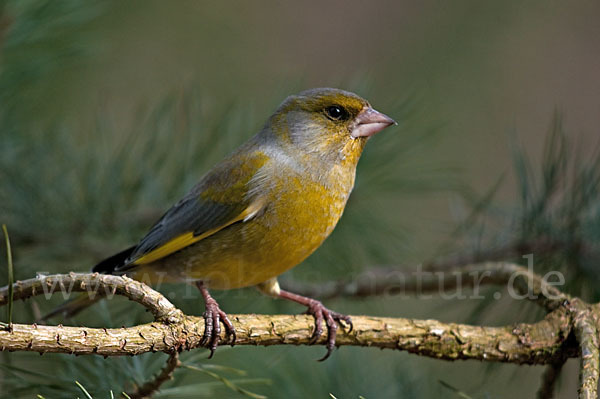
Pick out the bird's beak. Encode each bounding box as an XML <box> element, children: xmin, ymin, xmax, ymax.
<box><xmin>351</xmin><ymin>107</ymin><xmax>397</xmax><ymax>138</ymax></box>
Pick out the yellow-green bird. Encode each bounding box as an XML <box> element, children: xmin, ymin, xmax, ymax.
<box><xmin>52</xmin><ymin>88</ymin><xmax>395</xmax><ymax>360</ymax></box>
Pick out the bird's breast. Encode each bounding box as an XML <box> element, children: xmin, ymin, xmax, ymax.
<box><xmin>241</xmin><ymin>163</ymin><xmax>355</xmax><ymax>277</ymax></box>
<box><xmin>144</xmin><ymin>158</ymin><xmax>357</xmax><ymax>290</ymax></box>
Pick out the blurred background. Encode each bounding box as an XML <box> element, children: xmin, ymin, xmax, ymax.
<box><xmin>1</xmin><ymin>1</ymin><xmax>599</xmax><ymax>397</ymax></box>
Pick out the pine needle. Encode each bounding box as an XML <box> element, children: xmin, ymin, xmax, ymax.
<box><xmin>75</xmin><ymin>381</ymin><xmax>94</xmax><ymax>399</ymax></box>
<box><xmin>183</xmin><ymin>364</ymin><xmax>267</xmax><ymax>399</ymax></box>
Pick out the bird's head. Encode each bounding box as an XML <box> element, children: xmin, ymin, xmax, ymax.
<box><xmin>267</xmin><ymin>88</ymin><xmax>396</xmax><ymax>166</ymax></box>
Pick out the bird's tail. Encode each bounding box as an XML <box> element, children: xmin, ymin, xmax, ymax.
<box><xmin>92</xmin><ymin>245</ymin><xmax>136</xmax><ymax>274</ymax></box>
<box><xmin>40</xmin><ymin>246</ymin><xmax>136</xmax><ymax>322</ymax></box>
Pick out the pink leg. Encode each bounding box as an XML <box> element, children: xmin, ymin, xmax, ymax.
<box><xmin>277</xmin><ymin>289</ymin><xmax>352</xmax><ymax>361</ymax></box>
<box><xmin>195</xmin><ymin>281</ymin><xmax>236</xmax><ymax>358</ymax></box>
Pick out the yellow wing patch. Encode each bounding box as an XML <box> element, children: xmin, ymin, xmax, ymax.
<box><xmin>133</xmin><ymin>231</ymin><xmax>205</xmax><ymax>265</ymax></box>
<box><xmin>132</xmin><ymin>199</ymin><xmax>265</xmax><ymax>265</ymax></box>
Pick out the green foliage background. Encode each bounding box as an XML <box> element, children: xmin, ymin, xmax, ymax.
<box><xmin>1</xmin><ymin>1</ymin><xmax>599</xmax><ymax>398</ymax></box>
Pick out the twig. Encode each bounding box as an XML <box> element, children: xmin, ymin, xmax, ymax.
<box><xmin>570</xmin><ymin>300</ymin><xmax>599</xmax><ymax>399</ymax></box>
<box><xmin>282</xmin><ymin>262</ymin><xmax>569</xmax><ymax>311</ymax></box>
<box><xmin>537</xmin><ymin>358</ymin><xmax>566</xmax><ymax>399</ymax></box>
<box><xmin>0</xmin><ymin>273</ymin><xmax>183</xmax><ymax>324</ymax></box>
<box><xmin>126</xmin><ymin>352</ymin><xmax>180</xmax><ymax>399</ymax></box>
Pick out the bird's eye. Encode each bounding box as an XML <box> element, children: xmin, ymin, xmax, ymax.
<box><xmin>325</xmin><ymin>105</ymin><xmax>349</xmax><ymax>121</ymax></box>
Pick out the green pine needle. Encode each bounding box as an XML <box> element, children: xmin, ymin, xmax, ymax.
<box><xmin>438</xmin><ymin>380</ymin><xmax>474</xmax><ymax>399</ymax></box>
<box><xmin>75</xmin><ymin>381</ymin><xmax>94</xmax><ymax>399</ymax></box>
<box><xmin>183</xmin><ymin>364</ymin><xmax>267</xmax><ymax>399</ymax></box>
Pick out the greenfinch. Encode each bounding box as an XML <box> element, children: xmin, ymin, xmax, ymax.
<box><xmin>53</xmin><ymin>88</ymin><xmax>396</xmax><ymax>360</ymax></box>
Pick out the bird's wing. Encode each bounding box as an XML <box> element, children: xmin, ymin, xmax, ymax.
<box><xmin>116</xmin><ymin>151</ymin><xmax>269</xmax><ymax>270</ymax></box>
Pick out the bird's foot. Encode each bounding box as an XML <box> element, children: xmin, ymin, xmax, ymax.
<box><xmin>200</xmin><ymin>297</ymin><xmax>236</xmax><ymax>358</ymax></box>
<box><xmin>196</xmin><ymin>281</ymin><xmax>236</xmax><ymax>358</ymax></box>
<box><xmin>304</xmin><ymin>299</ymin><xmax>353</xmax><ymax>361</ymax></box>
<box><xmin>272</xmin><ymin>288</ymin><xmax>353</xmax><ymax>360</ymax></box>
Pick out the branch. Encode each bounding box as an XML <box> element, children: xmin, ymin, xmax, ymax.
<box><xmin>0</xmin><ymin>273</ymin><xmax>184</xmax><ymax>324</ymax></box>
<box><xmin>126</xmin><ymin>352</ymin><xmax>180</xmax><ymax>399</ymax></box>
<box><xmin>0</xmin><ymin>308</ymin><xmax>578</xmax><ymax>364</ymax></box>
<box><xmin>571</xmin><ymin>300</ymin><xmax>600</xmax><ymax>399</ymax></box>
<box><xmin>537</xmin><ymin>359</ymin><xmax>567</xmax><ymax>399</ymax></box>
<box><xmin>282</xmin><ymin>262</ymin><xmax>568</xmax><ymax>311</ymax></box>
<box><xmin>0</xmin><ymin>272</ymin><xmax>576</xmax><ymax>364</ymax></box>
<box><xmin>0</xmin><ymin>271</ymin><xmax>593</xmax><ymax>398</ymax></box>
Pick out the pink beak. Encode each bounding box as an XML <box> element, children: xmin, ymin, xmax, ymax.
<box><xmin>351</xmin><ymin>107</ymin><xmax>397</xmax><ymax>138</ymax></box>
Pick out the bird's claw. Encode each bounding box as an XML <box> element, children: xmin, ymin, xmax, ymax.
<box><xmin>304</xmin><ymin>300</ymin><xmax>352</xmax><ymax>361</ymax></box>
<box><xmin>200</xmin><ymin>298</ymin><xmax>236</xmax><ymax>358</ymax></box>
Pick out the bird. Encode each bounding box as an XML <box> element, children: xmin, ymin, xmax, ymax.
<box><xmin>48</xmin><ymin>88</ymin><xmax>396</xmax><ymax>360</ymax></box>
